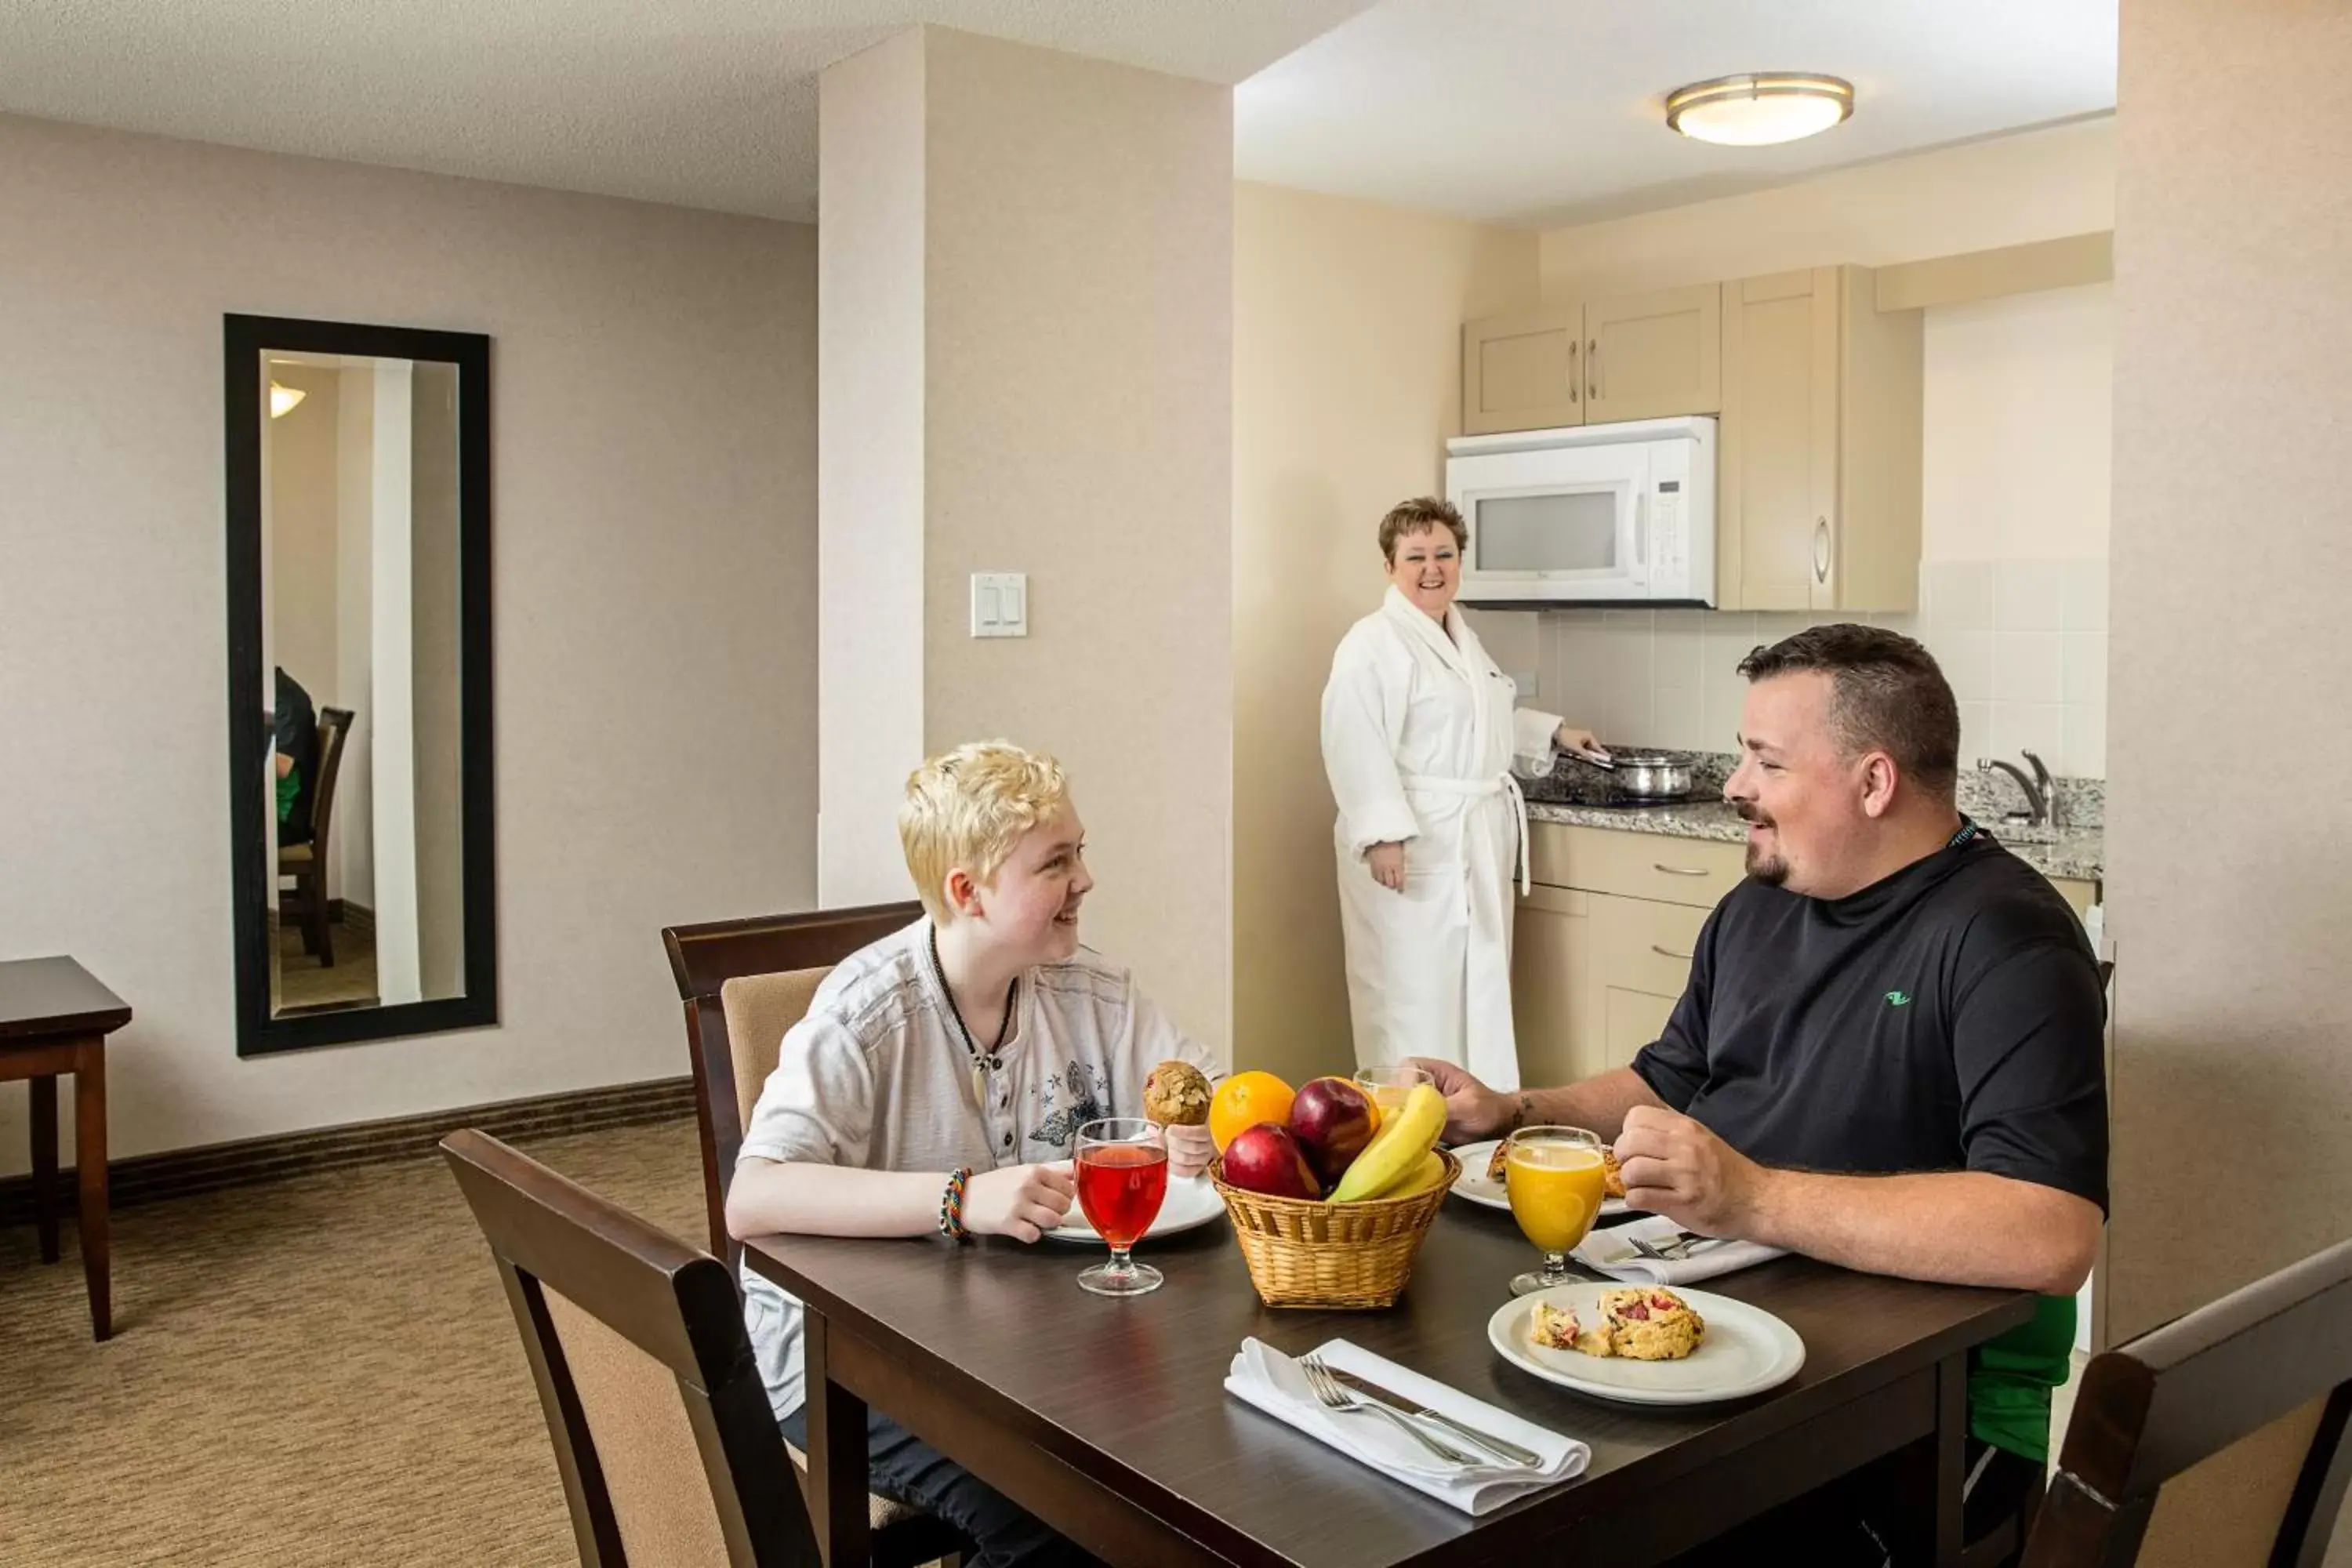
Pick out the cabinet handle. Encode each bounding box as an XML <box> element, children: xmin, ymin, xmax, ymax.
<box><xmin>1813</xmin><ymin>517</ymin><xmax>1830</xmax><ymax>584</ymax></box>
<box><xmin>1652</xmin><ymin>862</ymin><xmax>1710</xmax><ymax>877</ymax></box>
<box><xmin>1588</xmin><ymin>338</ymin><xmax>1600</xmax><ymax>401</ymax></box>
<box><xmin>1650</xmin><ymin>945</ymin><xmax>1696</xmax><ymax>962</ymax></box>
<box><xmin>1567</xmin><ymin>338</ymin><xmax>1579</xmax><ymax>403</ymax></box>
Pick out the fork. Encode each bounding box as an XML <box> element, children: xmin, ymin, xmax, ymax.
<box><xmin>1627</xmin><ymin>1230</ymin><xmax>1729</xmax><ymax>1263</ymax></box>
<box><xmin>1297</xmin><ymin>1355</ymin><xmax>1476</xmax><ymax>1466</ymax></box>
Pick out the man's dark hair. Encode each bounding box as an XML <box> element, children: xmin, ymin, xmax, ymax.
<box><xmin>1737</xmin><ymin>623</ymin><xmax>1960</xmax><ymax>799</ymax></box>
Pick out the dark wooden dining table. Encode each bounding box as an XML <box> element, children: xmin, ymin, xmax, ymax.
<box><xmin>744</xmin><ymin>1196</ymin><xmax>2034</xmax><ymax>1567</ymax></box>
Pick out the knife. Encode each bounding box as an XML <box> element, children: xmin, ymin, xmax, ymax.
<box><xmin>1324</xmin><ymin>1367</ymin><xmax>1544</xmax><ymax>1468</ymax></box>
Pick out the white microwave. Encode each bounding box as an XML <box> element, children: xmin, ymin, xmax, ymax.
<box><xmin>1446</xmin><ymin>415</ymin><xmax>1716</xmax><ymax>607</ymax></box>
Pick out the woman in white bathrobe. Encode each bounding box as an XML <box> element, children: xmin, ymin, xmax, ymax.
<box><xmin>1321</xmin><ymin>497</ymin><xmax>1602</xmax><ymax>1090</ymax></box>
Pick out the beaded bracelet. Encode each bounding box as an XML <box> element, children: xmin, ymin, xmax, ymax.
<box><xmin>938</xmin><ymin>1166</ymin><xmax>974</xmax><ymax>1241</ymax></box>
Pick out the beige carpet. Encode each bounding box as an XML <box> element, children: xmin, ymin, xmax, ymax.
<box><xmin>272</xmin><ymin>916</ymin><xmax>382</xmax><ymax>1014</ymax></box>
<box><xmin>0</xmin><ymin>1116</ymin><xmax>707</xmax><ymax>1566</ymax></box>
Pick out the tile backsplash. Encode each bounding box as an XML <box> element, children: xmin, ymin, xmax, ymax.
<box><xmin>1524</xmin><ymin>558</ymin><xmax>2107</xmax><ymax>779</ymax></box>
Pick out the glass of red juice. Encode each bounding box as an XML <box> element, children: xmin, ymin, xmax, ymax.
<box><xmin>1073</xmin><ymin>1117</ymin><xmax>1169</xmax><ymax>1297</ymax></box>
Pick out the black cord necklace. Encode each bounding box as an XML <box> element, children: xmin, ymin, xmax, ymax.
<box><xmin>928</xmin><ymin>926</ymin><xmax>1017</xmax><ymax>1105</ymax></box>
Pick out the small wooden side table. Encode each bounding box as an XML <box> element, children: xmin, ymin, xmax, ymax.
<box><xmin>1</xmin><ymin>956</ymin><xmax>132</xmax><ymax>1340</ymax></box>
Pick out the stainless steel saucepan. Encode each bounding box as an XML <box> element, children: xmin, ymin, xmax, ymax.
<box><xmin>1562</xmin><ymin>744</ymin><xmax>1693</xmax><ymax>799</ymax></box>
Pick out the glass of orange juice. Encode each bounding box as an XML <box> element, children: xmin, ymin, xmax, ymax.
<box><xmin>1352</xmin><ymin>1062</ymin><xmax>1435</xmax><ymax>1119</ymax></box>
<box><xmin>1504</xmin><ymin>1126</ymin><xmax>1607</xmax><ymax>1296</ymax></box>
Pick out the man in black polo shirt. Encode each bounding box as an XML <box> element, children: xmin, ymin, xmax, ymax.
<box><xmin>1420</xmin><ymin>624</ymin><xmax>2106</xmax><ymax>1555</ymax></box>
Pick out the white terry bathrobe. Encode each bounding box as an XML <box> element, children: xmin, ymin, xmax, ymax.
<box><xmin>1321</xmin><ymin>586</ymin><xmax>1563</xmax><ymax>1090</ymax></box>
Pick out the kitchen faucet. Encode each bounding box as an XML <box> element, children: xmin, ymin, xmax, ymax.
<box><xmin>1978</xmin><ymin>757</ymin><xmax>2049</xmax><ymax>827</ymax></box>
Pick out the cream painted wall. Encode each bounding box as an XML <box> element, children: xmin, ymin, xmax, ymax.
<box><xmin>1538</xmin><ymin>117</ymin><xmax>2116</xmax><ymax>300</ymax></box>
<box><xmin>2107</xmin><ymin>7</ymin><xmax>2352</xmax><ymax>1557</ymax></box>
<box><xmin>265</xmin><ymin>365</ymin><xmax>342</xmax><ymax>706</ymax></box>
<box><xmin>920</xmin><ymin>29</ymin><xmax>1235</xmax><ymax>1054</ymax></box>
<box><xmin>1232</xmin><ymin>182</ymin><xmax>1538</xmax><ymax>1086</ymax></box>
<box><xmin>1922</xmin><ymin>283</ymin><xmax>2113</xmax><ymax>563</ymax></box>
<box><xmin>0</xmin><ymin>113</ymin><xmax>818</xmax><ymax>1170</ymax></box>
<box><xmin>816</xmin><ymin>30</ymin><xmax>928</xmax><ymax>911</ymax></box>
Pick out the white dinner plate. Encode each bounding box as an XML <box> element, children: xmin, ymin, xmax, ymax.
<box><xmin>1486</xmin><ymin>1283</ymin><xmax>1806</xmax><ymax>1406</ymax></box>
<box><xmin>1042</xmin><ymin>1173</ymin><xmax>1228</xmax><ymax>1245</ymax></box>
<box><xmin>1447</xmin><ymin>1138</ymin><xmax>1628</xmax><ymax>1218</ymax></box>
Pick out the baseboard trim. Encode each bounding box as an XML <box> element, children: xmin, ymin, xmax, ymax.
<box><xmin>0</xmin><ymin>1076</ymin><xmax>695</xmax><ymax>1226</ymax></box>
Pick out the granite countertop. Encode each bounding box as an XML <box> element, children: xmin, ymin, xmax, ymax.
<box><xmin>1525</xmin><ymin>797</ymin><xmax>2105</xmax><ymax>883</ymax></box>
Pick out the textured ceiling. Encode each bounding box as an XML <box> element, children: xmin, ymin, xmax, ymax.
<box><xmin>1</xmin><ymin>0</ymin><xmax>2114</xmax><ymax>227</ymax></box>
<box><xmin>1235</xmin><ymin>0</ymin><xmax>2117</xmax><ymax>227</ymax></box>
<box><xmin>0</xmin><ymin>0</ymin><xmax>1376</xmax><ymax>220</ymax></box>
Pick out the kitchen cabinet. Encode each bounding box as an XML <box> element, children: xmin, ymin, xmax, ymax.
<box><xmin>1511</xmin><ymin>822</ymin><xmax>2100</xmax><ymax>1076</ymax></box>
<box><xmin>1716</xmin><ymin>266</ymin><xmax>1923</xmax><ymax>612</ymax></box>
<box><xmin>1461</xmin><ymin>285</ymin><xmax>1721</xmax><ymax>437</ymax></box>
<box><xmin>1510</xmin><ymin>884</ymin><xmax>1605</xmax><ymax>1086</ymax></box>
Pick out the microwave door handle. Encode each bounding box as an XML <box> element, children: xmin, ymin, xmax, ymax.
<box><xmin>1631</xmin><ymin>491</ymin><xmax>1648</xmax><ymax>583</ymax></box>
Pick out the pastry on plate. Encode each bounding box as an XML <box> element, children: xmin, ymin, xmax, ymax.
<box><xmin>1596</xmin><ymin>1287</ymin><xmax>1706</xmax><ymax>1361</ymax></box>
<box><xmin>1485</xmin><ymin>1141</ymin><xmax>1511</xmax><ymax>1183</ymax></box>
<box><xmin>1601</xmin><ymin>1146</ymin><xmax>1627</xmax><ymax>1200</ymax></box>
<box><xmin>1142</xmin><ymin>1060</ymin><xmax>1212</xmax><ymax>1127</ymax></box>
<box><xmin>1528</xmin><ymin>1301</ymin><xmax>1614</xmax><ymax>1357</ymax></box>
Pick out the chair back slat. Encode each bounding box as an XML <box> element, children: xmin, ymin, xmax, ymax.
<box><xmin>661</xmin><ymin>903</ymin><xmax>921</xmax><ymax>1256</ymax></box>
<box><xmin>439</xmin><ymin>1128</ymin><xmax>821</xmax><ymax>1568</ymax></box>
<box><xmin>2024</xmin><ymin>1235</ymin><xmax>2352</xmax><ymax>1568</ymax></box>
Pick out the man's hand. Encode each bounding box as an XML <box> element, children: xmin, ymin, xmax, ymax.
<box><xmin>1613</xmin><ymin>1105</ymin><xmax>1769</xmax><ymax>1238</ymax></box>
<box><xmin>1164</xmin><ymin>1121</ymin><xmax>1214</xmax><ymax>1180</ymax></box>
<box><xmin>1367</xmin><ymin>841</ymin><xmax>1406</xmax><ymax>891</ymax></box>
<box><xmin>1407</xmin><ymin>1056</ymin><xmax>1512</xmax><ymax>1142</ymax></box>
<box><xmin>962</xmin><ymin>1163</ymin><xmax>1075</xmax><ymax>1243</ymax></box>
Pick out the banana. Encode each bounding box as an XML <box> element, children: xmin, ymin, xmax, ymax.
<box><xmin>1370</xmin><ymin>1148</ymin><xmax>1447</xmax><ymax>1200</ymax></box>
<box><xmin>1330</xmin><ymin>1083</ymin><xmax>1446</xmax><ymax>1200</ymax></box>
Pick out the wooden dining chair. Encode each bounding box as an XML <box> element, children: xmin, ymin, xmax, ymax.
<box><xmin>662</xmin><ymin>902</ymin><xmax>923</xmax><ymax>1261</ymax></box>
<box><xmin>2021</xmin><ymin>1234</ymin><xmax>2352</xmax><ymax>1567</ymax></box>
<box><xmin>441</xmin><ymin>1128</ymin><xmax>965</xmax><ymax>1568</ymax></box>
<box><xmin>278</xmin><ymin>705</ymin><xmax>354</xmax><ymax>967</ymax></box>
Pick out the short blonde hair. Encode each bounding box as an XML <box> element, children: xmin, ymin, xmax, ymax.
<box><xmin>898</xmin><ymin>741</ymin><xmax>1072</xmax><ymax>924</ymax></box>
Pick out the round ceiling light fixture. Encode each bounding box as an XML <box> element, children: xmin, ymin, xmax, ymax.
<box><xmin>1665</xmin><ymin>73</ymin><xmax>1854</xmax><ymax>147</ymax></box>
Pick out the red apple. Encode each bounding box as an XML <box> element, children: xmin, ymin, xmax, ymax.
<box><xmin>1221</xmin><ymin>1123</ymin><xmax>1320</xmax><ymax>1201</ymax></box>
<box><xmin>1287</xmin><ymin>1077</ymin><xmax>1379</xmax><ymax>1186</ymax></box>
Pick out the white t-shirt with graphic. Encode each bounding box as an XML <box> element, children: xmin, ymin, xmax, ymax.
<box><xmin>735</xmin><ymin>918</ymin><xmax>1221</xmax><ymax>1421</ymax></box>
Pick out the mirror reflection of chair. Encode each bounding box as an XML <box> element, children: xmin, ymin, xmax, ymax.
<box><xmin>278</xmin><ymin>705</ymin><xmax>354</xmax><ymax>968</ymax></box>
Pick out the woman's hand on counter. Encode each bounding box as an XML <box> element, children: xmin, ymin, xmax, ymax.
<box><xmin>1367</xmin><ymin>841</ymin><xmax>1406</xmax><ymax>891</ymax></box>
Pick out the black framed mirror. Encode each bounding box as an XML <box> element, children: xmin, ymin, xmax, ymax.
<box><xmin>225</xmin><ymin>314</ymin><xmax>495</xmax><ymax>1055</ymax></box>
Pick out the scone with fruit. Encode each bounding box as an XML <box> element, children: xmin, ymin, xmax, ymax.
<box><xmin>1596</xmin><ymin>1287</ymin><xmax>1705</xmax><ymax>1361</ymax></box>
<box><xmin>1529</xmin><ymin>1301</ymin><xmax>1617</xmax><ymax>1358</ymax></box>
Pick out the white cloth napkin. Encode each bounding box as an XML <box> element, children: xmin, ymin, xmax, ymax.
<box><xmin>1223</xmin><ymin>1337</ymin><xmax>1586</xmax><ymax>1515</ymax></box>
<box><xmin>1573</xmin><ymin>1214</ymin><xmax>1785</xmax><ymax>1285</ymax></box>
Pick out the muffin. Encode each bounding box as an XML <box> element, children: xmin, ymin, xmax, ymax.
<box><xmin>1596</xmin><ymin>1287</ymin><xmax>1706</xmax><ymax>1361</ymax></box>
<box><xmin>1142</xmin><ymin>1060</ymin><xmax>1212</xmax><ymax>1127</ymax></box>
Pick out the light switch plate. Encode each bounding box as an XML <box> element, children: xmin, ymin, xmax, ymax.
<box><xmin>970</xmin><ymin>572</ymin><xmax>1028</xmax><ymax>638</ymax></box>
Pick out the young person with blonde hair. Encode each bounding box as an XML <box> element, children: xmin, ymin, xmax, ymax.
<box><xmin>727</xmin><ymin>740</ymin><xmax>1218</xmax><ymax>1567</ymax></box>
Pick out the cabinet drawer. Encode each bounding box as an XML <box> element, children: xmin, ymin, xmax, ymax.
<box><xmin>1604</xmin><ymin>987</ymin><xmax>1678</xmax><ymax>1070</ymax></box>
<box><xmin>1596</xmin><ymin>897</ymin><xmax>1708</xmax><ymax>999</ymax></box>
<box><xmin>1527</xmin><ymin>822</ymin><xmax>1745</xmax><ymax>909</ymax></box>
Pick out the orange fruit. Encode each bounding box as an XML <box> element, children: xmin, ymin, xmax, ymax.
<box><xmin>1208</xmin><ymin>1070</ymin><xmax>1297</xmax><ymax>1154</ymax></box>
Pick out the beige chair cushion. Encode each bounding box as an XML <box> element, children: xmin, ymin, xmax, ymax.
<box><xmin>544</xmin><ymin>1287</ymin><xmax>925</xmax><ymax>1557</ymax></box>
<box><xmin>278</xmin><ymin>842</ymin><xmax>314</xmax><ymax>866</ymax></box>
<box><xmin>545</xmin><ymin>1286</ymin><xmax>735</xmax><ymax>1566</ymax></box>
<box><xmin>720</xmin><ymin>968</ymin><xmax>832</xmax><ymax>1127</ymax></box>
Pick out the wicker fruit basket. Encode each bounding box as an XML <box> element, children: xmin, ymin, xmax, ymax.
<box><xmin>1208</xmin><ymin>1149</ymin><xmax>1460</xmax><ymax>1309</ymax></box>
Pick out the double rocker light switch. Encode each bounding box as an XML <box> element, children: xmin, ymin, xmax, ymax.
<box><xmin>970</xmin><ymin>572</ymin><xmax>1029</xmax><ymax>638</ymax></box>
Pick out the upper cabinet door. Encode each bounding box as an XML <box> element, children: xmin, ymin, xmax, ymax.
<box><xmin>1461</xmin><ymin>305</ymin><xmax>1584</xmax><ymax>435</ymax></box>
<box><xmin>1582</xmin><ymin>284</ymin><xmax>1722</xmax><ymax>424</ymax></box>
<box><xmin>1718</xmin><ymin>270</ymin><xmax>1838</xmax><ymax>612</ymax></box>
